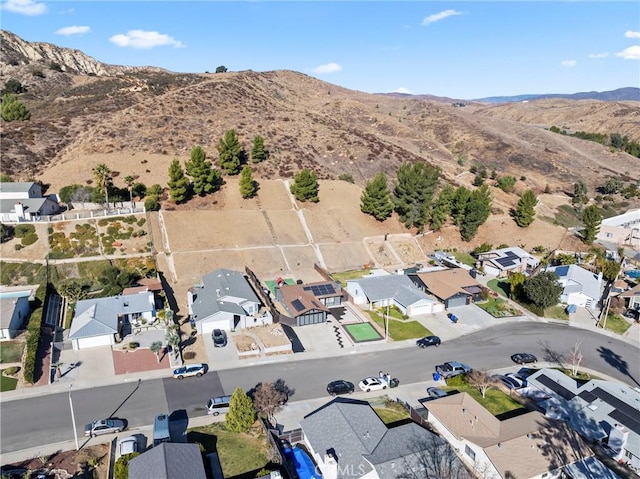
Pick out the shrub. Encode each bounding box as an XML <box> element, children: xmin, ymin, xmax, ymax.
<box><xmin>14</xmin><ymin>224</ymin><xmax>35</xmax><ymax>238</ymax></box>
<box><xmin>147</xmin><ymin>184</ymin><xmax>163</xmax><ymax>196</ymax></box>
<box><xmin>114</xmin><ymin>452</ymin><xmax>140</xmax><ymax>479</ymax></box>
<box><xmin>144</xmin><ymin>195</ymin><xmax>160</xmax><ymax>211</ymax></box>
<box><xmin>21</xmin><ymin>232</ymin><xmax>38</xmax><ymax>246</ymax></box>
<box><xmin>183</xmin><ymin>351</ymin><xmax>196</xmax><ymax>360</ymax></box>
<box><xmin>128</xmin><ymin>342</ymin><xmax>139</xmax><ymax>350</ymax></box>
<box><xmin>4</xmin><ymin>366</ymin><xmax>20</xmax><ymax>376</ymax></box>
<box><xmin>338</xmin><ymin>173</ymin><xmax>355</xmax><ymax>184</ymax></box>
<box><xmin>23</xmin><ymin>283</ymin><xmax>46</xmax><ymax>384</ymax></box>
<box><xmin>445</xmin><ymin>374</ymin><xmax>468</xmax><ymax>387</ymax></box>
<box><xmin>14</xmin><ymin>244</ymin><xmax>23</xmax><ymax>251</ymax></box>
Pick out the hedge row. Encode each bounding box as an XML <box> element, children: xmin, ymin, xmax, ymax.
<box><xmin>23</xmin><ymin>283</ymin><xmax>47</xmax><ymax>384</ymax></box>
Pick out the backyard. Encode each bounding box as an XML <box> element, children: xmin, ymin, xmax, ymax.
<box><xmin>442</xmin><ymin>376</ymin><xmax>526</xmax><ymax>416</ymax></box>
<box><xmin>330</xmin><ymin>268</ymin><xmax>370</xmax><ymax>287</ymax></box>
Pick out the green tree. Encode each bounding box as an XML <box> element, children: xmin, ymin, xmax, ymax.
<box><xmin>452</xmin><ymin>186</ymin><xmax>471</xmax><ymax>227</ymax></box>
<box><xmin>1</xmin><ymin>93</ymin><xmax>31</xmax><ymax>121</ymax></box>
<box><xmin>185</xmin><ymin>146</ymin><xmax>220</xmax><ymax>195</ymax></box>
<box><xmin>523</xmin><ymin>271</ymin><xmax>563</xmax><ymax>309</ymax></box>
<box><xmin>217</xmin><ymin>129</ymin><xmax>242</xmax><ymax>175</ymax></box>
<box><xmin>581</xmin><ymin>204</ymin><xmax>602</xmax><ymax>244</ymax></box>
<box><xmin>496</xmin><ymin>176</ymin><xmax>517</xmax><ymax>193</ymax></box>
<box><xmin>3</xmin><ymin>79</ymin><xmax>24</xmax><ymax>94</ymax></box>
<box><xmin>225</xmin><ymin>386</ymin><xmax>256</xmax><ymax>433</ymax></box>
<box><xmin>392</xmin><ymin>162</ymin><xmax>440</xmax><ymax>230</ymax></box>
<box><xmin>144</xmin><ymin>195</ymin><xmax>160</xmax><ymax>211</ymax></box>
<box><xmin>57</xmin><ymin>279</ymin><xmax>87</xmax><ymax>304</ymax></box>
<box><xmin>250</xmin><ymin>135</ymin><xmax>267</xmax><ymax>163</ymax></box>
<box><xmin>290</xmin><ymin>169</ymin><xmax>319</xmax><ymax>202</ymax></box>
<box><xmin>167</xmin><ymin>159</ymin><xmax>189</xmax><ymax>203</ymax></box>
<box><xmin>114</xmin><ymin>452</ymin><xmax>140</xmax><ymax>479</ymax></box>
<box><xmin>430</xmin><ymin>184</ymin><xmax>455</xmax><ymax>231</ymax></box>
<box><xmin>556</xmin><ymin>253</ymin><xmax>577</xmax><ymax>265</ymax></box>
<box><xmin>513</xmin><ymin>189</ymin><xmax>537</xmax><ymax>227</ymax></box>
<box><xmin>0</xmin><ymin>223</ymin><xmax>12</xmax><ymax>242</ymax></box>
<box><xmin>92</xmin><ymin>163</ymin><xmax>112</xmax><ymax>208</ymax></box>
<box><xmin>150</xmin><ymin>341</ymin><xmax>163</xmax><ymax>363</ymax></box>
<box><xmin>601</xmin><ymin>260</ymin><xmax>621</xmax><ymax>282</ymax></box>
<box><xmin>124</xmin><ymin>175</ymin><xmax>137</xmax><ymax>207</ymax></box>
<box><xmin>360</xmin><ymin>173</ymin><xmax>393</xmax><ymax>221</ymax></box>
<box><xmin>509</xmin><ymin>272</ymin><xmax>526</xmax><ymax>299</ymax></box>
<box><xmin>572</xmin><ymin>181</ymin><xmax>588</xmax><ymax>210</ymax></box>
<box><xmin>99</xmin><ymin>266</ymin><xmax>134</xmax><ymax>297</ymax></box>
<box><xmin>215</xmin><ymin>65</ymin><xmax>228</xmax><ymax>73</ymax></box>
<box><xmin>460</xmin><ymin>184</ymin><xmax>492</xmax><ymax>241</ymax></box>
<box><xmin>602</xmin><ymin>178</ymin><xmax>622</xmax><ymax>195</ymax></box>
<box><xmin>239</xmin><ymin>166</ymin><xmax>257</xmax><ymax>198</ymax></box>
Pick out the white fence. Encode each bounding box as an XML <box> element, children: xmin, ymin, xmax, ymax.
<box><xmin>36</xmin><ymin>206</ymin><xmax>146</xmax><ymax>223</ymax></box>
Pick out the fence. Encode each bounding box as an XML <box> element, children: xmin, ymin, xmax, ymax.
<box><xmin>46</xmin><ymin>206</ymin><xmax>146</xmax><ymax>223</ymax></box>
<box><xmin>260</xmin><ymin>417</ymin><xmax>300</xmax><ymax>479</ymax></box>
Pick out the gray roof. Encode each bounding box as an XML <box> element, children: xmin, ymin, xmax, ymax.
<box><xmin>0</xmin><ymin>198</ymin><xmax>48</xmax><ymax>214</ymax></box>
<box><xmin>69</xmin><ymin>292</ymin><xmax>154</xmax><ymax>339</ymax></box>
<box><xmin>301</xmin><ymin>398</ymin><xmax>466</xmax><ymax>478</ymax></box>
<box><xmin>128</xmin><ymin>443</ymin><xmax>207</xmax><ymax>479</ymax></box>
<box><xmin>190</xmin><ymin>268</ymin><xmax>259</xmax><ymax>322</ymax></box>
<box><xmin>546</xmin><ymin>264</ymin><xmax>602</xmax><ymax>301</ymax></box>
<box><xmin>0</xmin><ymin>296</ymin><xmax>29</xmax><ymax>328</ymax></box>
<box><xmin>349</xmin><ymin>274</ymin><xmax>434</xmax><ymax>307</ymax></box>
<box><xmin>562</xmin><ymin>455</ymin><xmax>621</xmax><ymax>479</ymax></box>
<box><xmin>0</xmin><ymin>182</ymin><xmax>35</xmax><ymax>194</ymax></box>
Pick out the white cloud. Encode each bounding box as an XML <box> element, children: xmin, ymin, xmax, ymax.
<box><xmin>615</xmin><ymin>45</ymin><xmax>640</xmax><ymax>60</ymax></box>
<box><xmin>311</xmin><ymin>62</ymin><xmax>342</xmax><ymax>74</ymax></box>
<box><xmin>625</xmin><ymin>30</ymin><xmax>640</xmax><ymax>39</ymax></box>
<box><xmin>109</xmin><ymin>30</ymin><xmax>184</xmax><ymax>49</ymax></box>
<box><xmin>393</xmin><ymin>87</ymin><xmax>413</xmax><ymax>94</ymax></box>
<box><xmin>561</xmin><ymin>60</ymin><xmax>577</xmax><ymax>67</ymax></box>
<box><xmin>588</xmin><ymin>52</ymin><xmax>609</xmax><ymax>59</ymax></box>
<box><xmin>422</xmin><ymin>9</ymin><xmax>463</xmax><ymax>26</ymax></box>
<box><xmin>55</xmin><ymin>25</ymin><xmax>90</xmax><ymax>36</ymax></box>
<box><xmin>1</xmin><ymin>0</ymin><xmax>47</xmax><ymax>16</ymax></box>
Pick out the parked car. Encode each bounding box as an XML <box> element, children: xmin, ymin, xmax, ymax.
<box><xmin>172</xmin><ymin>363</ymin><xmax>206</xmax><ymax>379</ymax></box>
<box><xmin>416</xmin><ymin>336</ymin><xmax>441</xmax><ymax>348</ymax></box>
<box><xmin>212</xmin><ymin>329</ymin><xmax>228</xmax><ymax>347</ymax></box>
<box><xmin>327</xmin><ymin>380</ymin><xmax>355</xmax><ymax>396</ymax></box>
<box><xmin>358</xmin><ymin>377</ymin><xmax>387</xmax><ymax>392</ymax></box>
<box><xmin>435</xmin><ymin>361</ymin><xmax>471</xmax><ymax>379</ymax></box>
<box><xmin>206</xmin><ymin>395</ymin><xmax>232</xmax><ymax>415</ymax></box>
<box><xmin>496</xmin><ymin>373</ymin><xmax>526</xmax><ymax>390</ymax></box>
<box><xmin>426</xmin><ymin>387</ymin><xmax>448</xmax><ymax>399</ymax></box>
<box><xmin>117</xmin><ymin>436</ymin><xmax>138</xmax><ymax>456</ymax></box>
<box><xmin>84</xmin><ymin>418</ymin><xmax>126</xmax><ymax>437</ymax></box>
<box><xmin>511</xmin><ymin>353</ymin><xmax>537</xmax><ymax>364</ymax></box>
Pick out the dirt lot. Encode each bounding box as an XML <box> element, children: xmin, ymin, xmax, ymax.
<box><xmin>2</xmin><ymin>444</ymin><xmax>109</xmax><ymax>479</ymax></box>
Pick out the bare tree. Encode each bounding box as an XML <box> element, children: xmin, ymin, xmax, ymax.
<box><xmin>252</xmin><ymin>382</ymin><xmax>287</xmax><ymax>422</ymax></box>
<box><xmin>567</xmin><ymin>339</ymin><xmax>584</xmax><ymax>376</ymax></box>
<box><xmin>467</xmin><ymin>369</ymin><xmax>497</xmax><ymax>398</ymax></box>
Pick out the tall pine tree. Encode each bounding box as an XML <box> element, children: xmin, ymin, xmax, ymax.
<box><xmin>452</xmin><ymin>186</ymin><xmax>471</xmax><ymax>227</ymax></box>
<box><xmin>185</xmin><ymin>146</ymin><xmax>220</xmax><ymax>195</ymax></box>
<box><xmin>581</xmin><ymin>204</ymin><xmax>602</xmax><ymax>244</ymax></box>
<box><xmin>460</xmin><ymin>184</ymin><xmax>492</xmax><ymax>241</ymax></box>
<box><xmin>430</xmin><ymin>184</ymin><xmax>455</xmax><ymax>231</ymax></box>
<box><xmin>239</xmin><ymin>166</ymin><xmax>257</xmax><ymax>198</ymax></box>
<box><xmin>392</xmin><ymin>162</ymin><xmax>440</xmax><ymax>230</ymax></box>
<box><xmin>225</xmin><ymin>387</ymin><xmax>256</xmax><ymax>433</ymax></box>
<box><xmin>360</xmin><ymin>173</ymin><xmax>393</xmax><ymax>221</ymax></box>
<box><xmin>250</xmin><ymin>135</ymin><xmax>267</xmax><ymax>163</ymax></box>
<box><xmin>513</xmin><ymin>189</ymin><xmax>537</xmax><ymax>227</ymax></box>
<box><xmin>168</xmin><ymin>159</ymin><xmax>189</xmax><ymax>203</ymax></box>
<box><xmin>290</xmin><ymin>169</ymin><xmax>319</xmax><ymax>202</ymax></box>
<box><xmin>217</xmin><ymin>129</ymin><xmax>242</xmax><ymax>175</ymax></box>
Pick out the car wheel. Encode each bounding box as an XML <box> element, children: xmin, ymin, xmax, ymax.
<box><xmin>213</xmin><ymin>412</ymin><xmax>219</xmax><ymax>416</ymax></box>
<box><xmin>196</xmin><ymin>372</ymin><xmax>202</xmax><ymax>377</ymax></box>
<box><xmin>178</xmin><ymin>375</ymin><xmax>184</xmax><ymax>380</ymax></box>
<box><xmin>383</xmin><ymin>386</ymin><xmax>387</xmax><ymax>389</ymax></box>
<box><xmin>115</xmin><ymin>429</ymin><xmax>122</xmax><ymax>433</ymax></box>
<box><xmin>366</xmin><ymin>388</ymin><xmax>371</xmax><ymax>392</ymax></box>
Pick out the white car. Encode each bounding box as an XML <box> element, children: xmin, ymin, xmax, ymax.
<box><xmin>118</xmin><ymin>436</ymin><xmax>138</xmax><ymax>457</ymax></box>
<box><xmin>358</xmin><ymin>377</ymin><xmax>387</xmax><ymax>392</ymax></box>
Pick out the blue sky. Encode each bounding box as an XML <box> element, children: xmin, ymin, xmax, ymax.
<box><xmin>1</xmin><ymin>0</ymin><xmax>639</xmax><ymax>99</ymax></box>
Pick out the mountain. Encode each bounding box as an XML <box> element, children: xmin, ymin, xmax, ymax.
<box><xmin>475</xmin><ymin>87</ymin><xmax>640</xmax><ymax>103</ymax></box>
<box><xmin>1</xmin><ymin>30</ymin><xmax>639</xmax><ymax>201</ymax></box>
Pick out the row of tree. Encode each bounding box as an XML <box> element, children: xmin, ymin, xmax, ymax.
<box><xmin>550</xmin><ymin>126</ymin><xmax>640</xmax><ymax>158</ymax></box>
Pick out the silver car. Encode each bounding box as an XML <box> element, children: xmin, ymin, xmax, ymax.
<box><xmin>172</xmin><ymin>363</ymin><xmax>206</xmax><ymax>379</ymax></box>
<box><xmin>84</xmin><ymin>418</ymin><xmax>126</xmax><ymax>437</ymax></box>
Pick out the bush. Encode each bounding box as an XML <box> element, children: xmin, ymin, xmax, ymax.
<box><xmin>14</xmin><ymin>244</ymin><xmax>23</xmax><ymax>251</ymax></box>
<box><xmin>23</xmin><ymin>283</ymin><xmax>46</xmax><ymax>384</ymax></box>
<box><xmin>14</xmin><ymin>224</ymin><xmax>35</xmax><ymax>238</ymax></box>
<box><xmin>114</xmin><ymin>452</ymin><xmax>140</xmax><ymax>479</ymax></box>
<box><xmin>3</xmin><ymin>366</ymin><xmax>20</xmax><ymax>376</ymax></box>
<box><xmin>183</xmin><ymin>351</ymin><xmax>196</xmax><ymax>360</ymax></box>
<box><xmin>338</xmin><ymin>173</ymin><xmax>355</xmax><ymax>183</ymax></box>
<box><xmin>21</xmin><ymin>232</ymin><xmax>38</xmax><ymax>246</ymax></box>
<box><xmin>445</xmin><ymin>374</ymin><xmax>468</xmax><ymax>387</ymax></box>
<box><xmin>128</xmin><ymin>342</ymin><xmax>139</xmax><ymax>350</ymax></box>
<box><xmin>144</xmin><ymin>195</ymin><xmax>160</xmax><ymax>211</ymax></box>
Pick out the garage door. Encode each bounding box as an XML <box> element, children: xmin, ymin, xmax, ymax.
<box><xmin>76</xmin><ymin>335</ymin><xmax>113</xmax><ymax>350</ymax></box>
<box><xmin>408</xmin><ymin>303</ymin><xmax>432</xmax><ymax>316</ymax></box>
<box><xmin>447</xmin><ymin>296</ymin><xmax>468</xmax><ymax>308</ymax></box>
<box><xmin>201</xmin><ymin>320</ymin><xmax>231</xmax><ymax>336</ymax></box>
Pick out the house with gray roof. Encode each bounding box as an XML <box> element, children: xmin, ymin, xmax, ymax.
<box><xmin>0</xmin><ymin>291</ymin><xmax>31</xmax><ymax>340</ymax></box>
<box><xmin>545</xmin><ymin>264</ymin><xmax>603</xmax><ymax>309</ymax></box>
<box><xmin>476</xmin><ymin>246</ymin><xmax>540</xmax><ymax>277</ymax></box>
<box><xmin>128</xmin><ymin>442</ymin><xmax>207</xmax><ymax>479</ymax></box>
<box><xmin>69</xmin><ymin>291</ymin><xmax>155</xmax><ymax>350</ymax></box>
<box><xmin>597</xmin><ymin>208</ymin><xmax>640</xmax><ymax>248</ymax></box>
<box><xmin>346</xmin><ymin>272</ymin><xmax>442</xmax><ymax>316</ymax></box>
<box><xmin>522</xmin><ymin>368</ymin><xmax>640</xmax><ymax>472</ymax></box>
<box><xmin>187</xmin><ymin>268</ymin><xmax>272</xmax><ymax>335</ymax></box>
<box><xmin>300</xmin><ymin>397</ymin><xmax>470</xmax><ymax>479</ymax></box>
<box><xmin>0</xmin><ymin>181</ymin><xmax>60</xmax><ymax>222</ymax></box>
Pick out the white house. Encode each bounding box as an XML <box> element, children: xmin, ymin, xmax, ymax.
<box><xmin>69</xmin><ymin>291</ymin><xmax>156</xmax><ymax>350</ymax></box>
<box><xmin>476</xmin><ymin>246</ymin><xmax>540</xmax><ymax>277</ymax></box>
<box><xmin>597</xmin><ymin>208</ymin><xmax>640</xmax><ymax>248</ymax></box>
<box><xmin>0</xmin><ymin>292</ymin><xmax>31</xmax><ymax>340</ymax></box>
<box><xmin>187</xmin><ymin>268</ymin><xmax>272</xmax><ymax>335</ymax></box>
<box><xmin>346</xmin><ymin>273</ymin><xmax>442</xmax><ymax>316</ymax></box>
<box><xmin>0</xmin><ymin>181</ymin><xmax>61</xmax><ymax>222</ymax></box>
<box><xmin>545</xmin><ymin>264</ymin><xmax>603</xmax><ymax>309</ymax></box>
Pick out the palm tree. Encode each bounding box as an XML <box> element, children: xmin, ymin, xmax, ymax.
<box><xmin>124</xmin><ymin>175</ymin><xmax>137</xmax><ymax>209</ymax></box>
<box><xmin>150</xmin><ymin>341</ymin><xmax>163</xmax><ymax>363</ymax></box>
<box><xmin>93</xmin><ymin>164</ymin><xmax>113</xmax><ymax>209</ymax></box>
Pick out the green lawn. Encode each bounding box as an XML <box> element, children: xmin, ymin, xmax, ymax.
<box><xmin>330</xmin><ymin>269</ymin><xmax>370</xmax><ymax>287</ymax></box>
<box><xmin>344</xmin><ymin>323</ymin><xmax>383</xmax><ymax>342</ymax></box>
<box><xmin>452</xmin><ymin>252</ymin><xmax>476</xmax><ymax>267</ymax></box>
<box><xmin>600</xmin><ymin>314</ymin><xmax>632</xmax><ymax>335</ymax></box>
<box><xmin>367</xmin><ymin>311</ymin><xmax>431</xmax><ymax>340</ymax></box>
<box><xmin>187</xmin><ymin>423</ymin><xmax>270</xmax><ymax>477</ymax></box>
<box><xmin>486</xmin><ymin>279</ymin><xmax>510</xmax><ymax>297</ymax></box>
<box><xmin>0</xmin><ymin>342</ymin><xmax>24</xmax><ymax>363</ymax></box>
<box><xmin>374</xmin><ymin>404</ymin><xmax>410</xmax><ymax>424</ymax></box>
<box><xmin>1</xmin><ymin>370</ymin><xmax>18</xmax><ymax>392</ymax></box>
<box><xmin>546</xmin><ymin>305</ymin><xmax>569</xmax><ymax>321</ymax></box>
<box><xmin>477</xmin><ymin>297</ymin><xmax>522</xmax><ymax>317</ymax></box>
<box><xmin>443</xmin><ymin>377</ymin><xmax>525</xmax><ymax>416</ymax></box>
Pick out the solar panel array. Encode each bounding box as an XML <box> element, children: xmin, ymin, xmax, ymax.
<box><xmin>303</xmin><ymin>283</ymin><xmax>336</xmax><ymax>296</ymax></box>
<box><xmin>590</xmin><ymin>387</ymin><xmax>640</xmax><ymax>435</ymax></box>
<box><xmin>291</xmin><ymin>299</ymin><xmax>305</xmax><ymax>312</ymax></box>
<box><xmin>536</xmin><ymin>374</ymin><xmax>576</xmax><ymax>400</ymax></box>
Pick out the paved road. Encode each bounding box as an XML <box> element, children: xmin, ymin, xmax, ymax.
<box><xmin>1</xmin><ymin>322</ymin><xmax>638</xmax><ymax>454</ymax></box>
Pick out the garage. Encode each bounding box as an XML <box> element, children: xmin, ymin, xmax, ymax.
<box><xmin>446</xmin><ymin>295</ymin><xmax>469</xmax><ymax>309</ymax></box>
<box><xmin>199</xmin><ymin>318</ymin><xmax>232</xmax><ymax>336</ymax></box>
<box><xmin>73</xmin><ymin>334</ymin><xmax>114</xmax><ymax>350</ymax></box>
<box><xmin>406</xmin><ymin>301</ymin><xmax>434</xmax><ymax>316</ymax></box>
<box><xmin>295</xmin><ymin>309</ymin><xmax>328</xmax><ymax>326</ymax></box>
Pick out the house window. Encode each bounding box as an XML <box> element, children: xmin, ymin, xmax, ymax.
<box><xmin>464</xmin><ymin>445</ymin><xmax>475</xmax><ymax>461</ymax></box>
<box><xmin>626</xmin><ymin>450</ymin><xmax>633</xmax><ymax>459</ymax></box>
<box><xmin>606</xmin><ymin>233</ymin><xmax>613</xmax><ymax>238</ymax></box>
<box><xmin>541</xmin><ymin>473</ymin><xmax>548</xmax><ymax>478</ymax></box>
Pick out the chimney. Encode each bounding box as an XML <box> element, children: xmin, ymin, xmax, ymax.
<box><xmin>323</xmin><ymin>452</ymin><xmax>338</xmax><ymax>479</ymax></box>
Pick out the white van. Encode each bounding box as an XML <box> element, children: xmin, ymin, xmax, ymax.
<box><xmin>207</xmin><ymin>395</ymin><xmax>231</xmax><ymax>416</ymax></box>
<box><xmin>153</xmin><ymin>414</ymin><xmax>171</xmax><ymax>446</ymax></box>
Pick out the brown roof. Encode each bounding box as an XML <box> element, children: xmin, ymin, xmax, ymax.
<box><xmin>416</xmin><ymin>269</ymin><xmax>482</xmax><ymax>300</ymax></box>
<box><xmin>278</xmin><ymin>283</ymin><xmax>331</xmax><ymax>316</ymax></box>
<box><xmin>122</xmin><ymin>277</ymin><xmax>162</xmax><ymax>295</ymax></box>
<box><xmin>619</xmin><ymin>282</ymin><xmax>640</xmax><ymax>297</ymax></box>
<box><xmin>426</xmin><ymin>393</ymin><xmax>593</xmax><ymax>477</ymax></box>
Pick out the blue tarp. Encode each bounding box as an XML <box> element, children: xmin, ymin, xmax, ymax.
<box><xmin>284</xmin><ymin>447</ymin><xmax>322</xmax><ymax>479</ymax></box>
<box><xmin>566</xmin><ymin>304</ymin><xmax>578</xmax><ymax>314</ymax></box>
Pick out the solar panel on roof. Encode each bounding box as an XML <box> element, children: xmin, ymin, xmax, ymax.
<box><xmin>536</xmin><ymin>374</ymin><xmax>576</xmax><ymax>400</ymax></box>
<box><xmin>609</xmin><ymin>410</ymin><xmax>640</xmax><ymax>435</ymax></box>
<box><xmin>578</xmin><ymin>390</ymin><xmax>597</xmax><ymax>403</ymax></box>
<box><xmin>496</xmin><ymin>257</ymin><xmax>516</xmax><ymax>267</ymax></box>
<box><xmin>591</xmin><ymin>387</ymin><xmax>638</xmax><ymax>422</ymax></box>
<box><xmin>291</xmin><ymin>299</ymin><xmax>305</xmax><ymax>312</ymax></box>
<box><xmin>504</xmin><ymin>251</ymin><xmax>519</xmax><ymax>258</ymax></box>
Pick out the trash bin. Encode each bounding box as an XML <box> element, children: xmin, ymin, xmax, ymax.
<box><xmin>389</xmin><ymin>378</ymin><xmax>400</xmax><ymax>388</ymax></box>
<box><xmin>433</xmin><ymin>372</ymin><xmax>441</xmax><ymax>381</ymax></box>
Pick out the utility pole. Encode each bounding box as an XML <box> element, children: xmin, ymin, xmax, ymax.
<box><xmin>69</xmin><ymin>384</ymin><xmax>79</xmax><ymax>450</ymax></box>
<box><xmin>385</xmin><ymin>303</ymin><xmax>389</xmax><ymax>342</ymax></box>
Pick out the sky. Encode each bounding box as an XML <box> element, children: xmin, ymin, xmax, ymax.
<box><xmin>1</xmin><ymin>0</ymin><xmax>639</xmax><ymax>99</ymax></box>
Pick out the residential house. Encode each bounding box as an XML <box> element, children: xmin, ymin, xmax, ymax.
<box><xmin>346</xmin><ymin>273</ymin><xmax>442</xmax><ymax>316</ymax></box>
<box><xmin>411</xmin><ymin>268</ymin><xmax>485</xmax><ymax>308</ymax></box>
<box><xmin>522</xmin><ymin>368</ymin><xmax>640</xmax><ymax>472</ymax></box>
<box><xmin>423</xmin><ymin>392</ymin><xmax>613</xmax><ymax>479</ymax></box>
<box><xmin>0</xmin><ymin>181</ymin><xmax>60</xmax><ymax>222</ymax></box>
<box><xmin>618</xmin><ymin>282</ymin><xmax>640</xmax><ymax>313</ymax></box>
<box><xmin>275</xmin><ymin>280</ymin><xmax>343</xmax><ymax>326</ymax></box>
<box><xmin>0</xmin><ymin>291</ymin><xmax>31</xmax><ymax>340</ymax></box>
<box><xmin>476</xmin><ymin>247</ymin><xmax>539</xmax><ymax>277</ymax></box>
<box><xmin>69</xmin><ymin>291</ymin><xmax>156</xmax><ymax>350</ymax></box>
<box><xmin>545</xmin><ymin>264</ymin><xmax>603</xmax><ymax>310</ymax></box>
<box><xmin>188</xmin><ymin>268</ymin><xmax>272</xmax><ymax>335</ymax></box>
<box><xmin>122</xmin><ymin>276</ymin><xmax>164</xmax><ymax>309</ymax></box>
<box><xmin>301</xmin><ymin>397</ymin><xmax>470</xmax><ymax>479</ymax></box>
<box><xmin>128</xmin><ymin>443</ymin><xmax>207</xmax><ymax>479</ymax></box>
<box><xmin>597</xmin><ymin>208</ymin><xmax>640</xmax><ymax>248</ymax></box>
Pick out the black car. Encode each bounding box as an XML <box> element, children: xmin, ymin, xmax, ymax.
<box><xmin>212</xmin><ymin>329</ymin><xmax>227</xmax><ymax>347</ymax></box>
<box><xmin>511</xmin><ymin>353</ymin><xmax>537</xmax><ymax>364</ymax></box>
<box><xmin>327</xmin><ymin>380</ymin><xmax>355</xmax><ymax>396</ymax></box>
<box><xmin>416</xmin><ymin>336</ymin><xmax>441</xmax><ymax>348</ymax></box>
